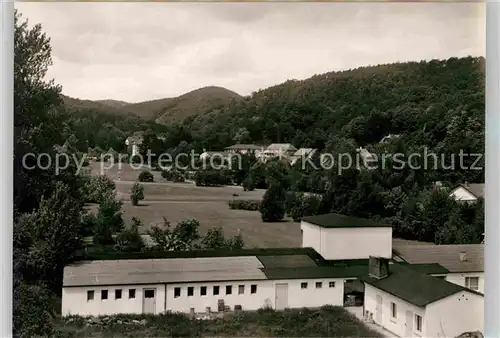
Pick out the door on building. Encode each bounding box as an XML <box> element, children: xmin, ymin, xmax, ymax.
<box><xmin>375</xmin><ymin>295</ymin><xmax>383</xmax><ymax>323</ymax></box>
<box><xmin>142</xmin><ymin>288</ymin><xmax>157</xmax><ymax>314</ymax></box>
<box><xmin>275</xmin><ymin>283</ymin><xmax>289</xmax><ymax>310</ymax></box>
<box><xmin>405</xmin><ymin>310</ymin><xmax>413</xmax><ymax>337</ymax></box>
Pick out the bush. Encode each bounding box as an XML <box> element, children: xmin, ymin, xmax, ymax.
<box><xmin>195</xmin><ymin>169</ymin><xmax>231</xmax><ymax>187</ymax></box>
<box><xmin>130</xmin><ymin>183</ymin><xmax>145</xmax><ymax>206</ymax></box>
<box><xmin>162</xmin><ymin>170</ymin><xmax>185</xmax><ymax>183</ymax></box>
<box><xmin>138</xmin><ymin>170</ymin><xmax>154</xmax><ymax>182</ymax></box>
<box><xmin>228</xmin><ymin>200</ymin><xmax>261</xmax><ymax>211</ymax></box>
<box><xmin>285</xmin><ymin>191</ymin><xmax>300</xmax><ymax>215</ymax></box>
<box><xmin>242</xmin><ymin>176</ymin><xmax>255</xmax><ymax>191</ymax></box>
<box><xmin>260</xmin><ymin>184</ymin><xmax>286</xmax><ymax>222</ymax></box>
<box><xmin>114</xmin><ymin>218</ymin><xmax>145</xmax><ymax>252</ymax></box>
<box><xmin>289</xmin><ymin>194</ymin><xmax>322</xmax><ymax>221</ymax></box>
<box><xmin>84</xmin><ymin>175</ymin><xmax>116</xmax><ymax>204</ymax></box>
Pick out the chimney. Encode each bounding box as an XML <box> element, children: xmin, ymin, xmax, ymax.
<box><xmin>460</xmin><ymin>251</ymin><xmax>467</xmax><ymax>262</ymax></box>
<box><xmin>464</xmin><ymin>181</ymin><xmax>469</xmax><ymax>186</ymax></box>
<box><xmin>369</xmin><ymin>256</ymin><xmax>389</xmax><ymax>279</ymax></box>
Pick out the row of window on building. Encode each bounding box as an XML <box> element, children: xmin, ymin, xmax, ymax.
<box><xmin>87</xmin><ymin>288</ymin><xmax>138</xmax><ymax>301</ymax></box>
<box><xmin>86</xmin><ymin>280</ymin><xmax>337</xmax><ymax>301</ymax></box>
<box><xmin>174</xmin><ymin>284</ymin><xmax>258</xmax><ymax>298</ymax></box>
<box><xmin>301</xmin><ymin>281</ymin><xmax>336</xmax><ymax>289</ymax></box>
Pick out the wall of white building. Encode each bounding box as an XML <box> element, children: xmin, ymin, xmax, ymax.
<box><xmin>62</xmin><ymin>284</ymin><xmax>166</xmax><ymax>317</ymax></box>
<box><xmin>166</xmin><ymin>278</ymin><xmax>345</xmax><ymax>313</ymax></box>
<box><xmin>364</xmin><ymin>284</ymin><xmax>426</xmax><ymax>337</ymax></box>
<box><xmin>301</xmin><ymin>221</ymin><xmax>392</xmax><ymax>260</ymax></box>
<box><xmin>425</xmin><ymin>292</ymin><xmax>484</xmax><ymax>337</ymax></box>
<box><xmin>62</xmin><ymin>278</ymin><xmax>346</xmax><ymax>317</ymax></box>
<box><xmin>446</xmin><ymin>272</ymin><xmax>484</xmax><ymax>294</ymax></box>
<box><xmin>449</xmin><ymin>187</ymin><xmax>477</xmax><ymax>202</ymax></box>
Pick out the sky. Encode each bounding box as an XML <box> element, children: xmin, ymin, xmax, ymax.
<box><xmin>16</xmin><ymin>2</ymin><xmax>485</xmax><ymax>103</ymax></box>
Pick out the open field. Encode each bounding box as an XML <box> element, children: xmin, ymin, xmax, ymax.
<box><xmin>57</xmin><ymin>306</ymin><xmax>383</xmax><ymax>338</ymax></box>
<box><xmin>115</xmin><ymin>180</ymin><xmax>265</xmax><ymax>202</ymax></box>
<box><xmin>86</xmin><ymin>162</ymin><xmax>434</xmax><ymax>249</ymax></box>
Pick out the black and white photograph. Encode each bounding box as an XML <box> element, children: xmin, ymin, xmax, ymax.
<box><xmin>10</xmin><ymin>2</ymin><xmax>488</xmax><ymax>337</ymax></box>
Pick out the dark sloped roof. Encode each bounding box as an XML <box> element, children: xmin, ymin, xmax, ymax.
<box><xmin>261</xmin><ymin>265</ymin><xmax>368</xmax><ymax>280</ymax></box>
<box><xmin>460</xmin><ymin>183</ymin><xmax>485</xmax><ymax>198</ymax></box>
<box><xmin>396</xmin><ymin>263</ymin><xmax>449</xmax><ymax>275</ymax></box>
<box><xmin>361</xmin><ymin>265</ymin><xmax>483</xmax><ymax>307</ymax></box>
<box><xmin>257</xmin><ymin>254</ymin><xmax>319</xmax><ymax>269</ymax></box>
<box><xmin>74</xmin><ymin>247</ymin><xmax>320</xmax><ymax>262</ymax></box>
<box><xmin>225</xmin><ymin>144</ymin><xmax>264</xmax><ymax>150</ymax></box>
<box><xmin>394</xmin><ymin>244</ymin><xmax>484</xmax><ymax>273</ymax></box>
<box><xmin>302</xmin><ymin>213</ymin><xmax>392</xmax><ymax>228</ymax></box>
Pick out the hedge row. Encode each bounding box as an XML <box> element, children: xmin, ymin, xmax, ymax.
<box><xmin>228</xmin><ymin>199</ymin><xmax>261</xmax><ymax>211</ymax></box>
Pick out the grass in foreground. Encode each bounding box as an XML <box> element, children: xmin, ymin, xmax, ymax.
<box><xmin>57</xmin><ymin>306</ymin><xmax>382</xmax><ymax>338</ymax></box>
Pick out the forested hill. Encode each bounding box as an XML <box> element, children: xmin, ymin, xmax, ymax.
<box><xmin>186</xmin><ymin>56</ymin><xmax>484</xmax><ymax>153</ymax></box>
<box><xmin>63</xmin><ymin>86</ymin><xmax>242</xmax><ymax>123</ymax></box>
<box><xmin>61</xmin><ymin>56</ymin><xmax>485</xmax><ymax>184</ymax></box>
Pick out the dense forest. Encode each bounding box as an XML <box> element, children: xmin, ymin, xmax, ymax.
<box><xmin>64</xmin><ymin>54</ymin><xmax>484</xmax><ymax>187</ymax></box>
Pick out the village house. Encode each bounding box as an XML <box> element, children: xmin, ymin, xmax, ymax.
<box><xmin>392</xmin><ymin>244</ymin><xmax>484</xmax><ymax>293</ymax></box>
<box><xmin>224</xmin><ymin>144</ymin><xmax>265</xmax><ymax>157</ymax></box>
<box><xmin>362</xmin><ymin>256</ymin><xmax>483</xmax><ymax>338</ymax></box>
<box><xmin>290</xmin><ymin>148</ymin><xmax>317</xmax><ymax>166</ymax></box>
<box><xmin>449</xmin><ymin>183</ymin><xmax>484</xmax><ymax>203</ymax></box>
<box><xmin>125</xmin><ymin>134</ymin><xmax>143</xmax><ymax>157</ymax></box>
<box><xmin>379</xmin><ymin>134</ymin><xmax>401</xmax><ymax>144</ymax></box>
<box><xmin>260</xmin><ymin>143</ymin><xmax>297</xmax><ymax>161</ymax></box>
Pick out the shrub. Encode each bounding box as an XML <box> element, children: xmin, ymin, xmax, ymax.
<box><xmin>162</xmin><ymin>170</ymin><xmax>185</xmax><ymax>183</ymax></box>
<box><xmin>260</xmin><ymin>183</ymin><xmax>286</xmax><ymax>222</ymax></box>
<box><xmin>84</xmin><ymin>175</ymin><xmax>116</xmax><ymax>204</ymax></box>
<box><xmin>138</xmin><ymin>170</ymin><xmax>154</xmax><ymax>182</ymax></box>
<box><xmin>242</xmin><ymin>176</ymin><xmax>255</xmax><ymax>191</ymax></box>
<box><xmin>195</xmin><ymin>169</ymin><xmax>231</xmax><ymax>187</ymax></box>
<box><xmin>130</xmin><ymin>183</ymin><xmax>144</xmax><ymax>206</ymax></box>
<box><xmin>228</xmin><ymin>200</ymin><xmax>261</xmax><ymax>211</ymax></box>
<box><xmin>289</xmin><ymin>194</ymin><xmax>322</xmax><ymax>221</ymax></box>
<box><xmin>285</xmin><ymin>191</ymin><xmax>300</xmax><ymax>215</ymax></box>
<box><xmin>114</xmin><ymin>217</ymin><xmax>145</xmax><ymax>252</ymax></box>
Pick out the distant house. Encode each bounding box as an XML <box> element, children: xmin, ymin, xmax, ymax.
<box><xmin>290</xmin><ymin>148</ymin><xmax>316</xmax><ymax>166</ymax></box>
<box><xmin>449</xmin><ymin>183</ymin><xmax>484</xmax><ymax>203</ymax></box>
<box><xmin>379</xmin><ymin>134</ymin><xmax>401</xmax><ymax>144</ymax></box>
<box><xmin>362</xmin><ymin>256</ymin><xmax>484</xmax><ymax>338</ymax></box>
<box><xmin>125</xmin><ymin>134</ymin><xmax>144</xmax><ymax>157</ymax></box>
<box><xmin>199</xmin><ymin>150</ymin><xmax>232</xmax><ymax>163</ymax></box>
<box><xmin>392</xmin><ymin>244</ymin><xmax>484</xmax><ymax>294</ymax></box>
<box><xmin>224</xmin><ymin>144</ymin><xmax>265</xmax><ymax>157</ymax></box>
<box><xmin>261</xmin><ymin>143</ymin><xmax>297</xmax><ymax>161</ymax></box>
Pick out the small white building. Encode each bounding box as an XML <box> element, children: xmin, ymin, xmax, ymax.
<box><xmin>393</xmin><ymin>244</ymin><xmax>484</xmax><ymax>293</ymax></box>
<box><xmin>449</xmin><ymin>183</ymin><xmax>484</xmax><ymax>203</ymax></box>
<box><xmin>125</xmin><ymin>134</ymin><xmax>143</xmax><ymax>157</ymax></box>
<box><xmin>362</xmin><ymin>256</ymin><xmax>484</xmax><ymax>338</ymax></box>
<box><xmin>301</xmin><ymin>213</ymin><xmax>393</xmax><ymax>260</ymax></box>
<box><xmin>199</xmin><ymin>150</ymin><xmax>233</xmax><ymax>163</ymax></box>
